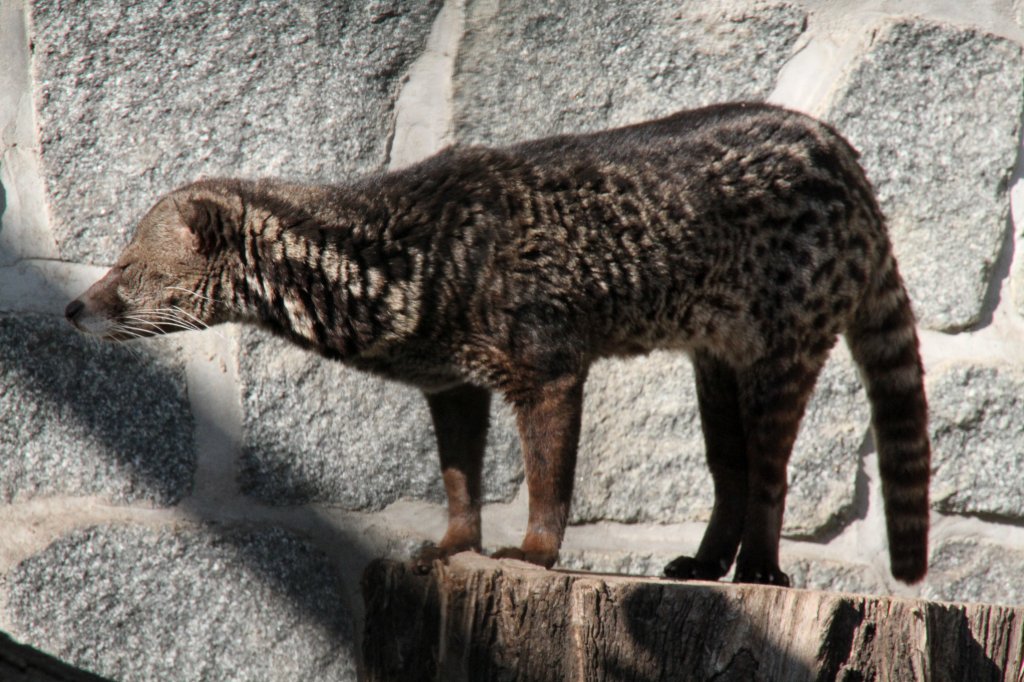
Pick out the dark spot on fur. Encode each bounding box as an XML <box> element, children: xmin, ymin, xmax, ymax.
<box><xmin>847</xmin><ymin>260</ymin><xmax>866</xmax><ymax>284</ymax></box>
<box><xmin>812</xmin><ymin>258</ymin><xmax>836</xmax><ymax>284</ymax></box>
<box><xmin>791</xmin><ymin>210</ymin><xmax>817</xmax><ymax>236</ymax></box>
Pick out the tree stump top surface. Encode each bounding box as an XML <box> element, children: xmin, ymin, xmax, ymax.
<box><xmin>363</xmin><ymin>553</ymin><xmax>1024</xmax><ymax>682</ymax></box>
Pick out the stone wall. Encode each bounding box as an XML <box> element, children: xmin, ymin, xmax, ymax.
<box><xmin>2</xmin><ymin>0</ymin><xmax>1023</xmax><ymax>679</ymax></box>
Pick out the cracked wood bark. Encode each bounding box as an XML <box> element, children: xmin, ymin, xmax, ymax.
<box><xmin>0</xmin><ymin>631</ymin><xmax>113</xmax><ymax>682</ymax></box>
<box><xmin>362</xmin><ymin>553</ymin><xmax>1024</xmax><ymax>682</ymax></box>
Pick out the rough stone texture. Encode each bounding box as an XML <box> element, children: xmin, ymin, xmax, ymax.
<box><xmin>571</xmin><ymin>353</ymin><xmax>706</xmax><ymax>525</ymax></box>
<box><xmin>453</xmin><ymin>0</ymin><xmax>806</xmax><ymax>145</ymax></box>
<box><xmin>557</xmin><ymin>549</ymin><xmax>675</xmax><ymax>578</ymax></box>
<box><xmin>923</xmin><ymin>537</ymin><xmax>1024</xmax><ymax>606</ymax></box>
<box><xmin>238</xmin><ymin>328</ymin><xmax>523</xmax><ymax>509</ymax></box>
<box><xmin>560</xmin><ymin>550</ymin><xmax>889</xmax><ymax>595</ymax></box>
<box><xmin>557</xmin><ymin>547</ymin><xmax>888</xmax><ymax>595</ymax></box>
<box><xmin>784</xmin><ymin>349</ymin><xmax>871</xmax><ymax>537</ymax></box>
<box><xmin>928</xmin><ymin>362</ymin><xmax>1024</xmax><ymax>519</ymax></box>
<box><xmin>785</xmin><ymin>558</ymin><xmax>887</xmax><ymax>596</ymax></box>
<box><xmin>826</xmin><ymin>20</ymin><xmax>1024</xmax><ymax>331</ymax></box>
<box><xmin>4</xmin><ymin>524</ymin><xmax>356</xmax><ymax>682</ymax></box>
<box><xmin>0</xmin><ymin>261</ymin><xmax>105</xmax><ymax>317</ymax></box>
<box><xmin>0</xmin><ymin>313</ymin><xmax>193</xmax><ymax>506</ymax></box>
<box><xmin>571</xmin><ymin>348</ymin><xmax>868</xmax><ymax>537</ymax></box>
<box><xmin>29</xmin><ymin>0</ymin><xmax>442</xmax><ymax>264</ymax></box>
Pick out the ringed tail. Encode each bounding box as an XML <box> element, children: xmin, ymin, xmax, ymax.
<box><xmin>845</xmin><ymin>250</ymin><xmax>930</xmax><ymax>584</ymax></box>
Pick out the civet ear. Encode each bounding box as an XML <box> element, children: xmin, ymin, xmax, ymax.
<box><xmin>175</xmin><ymin>197</ymin><xmax>232</xmax><ymax>254</ymax></box>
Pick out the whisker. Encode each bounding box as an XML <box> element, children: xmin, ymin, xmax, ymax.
<box><xmin>167</xmin><ymin>285</ymin><xmax>224</xmax><ymax>305</ymax></box>
<box><xmin>116</xmin><ymin>305</ymin><xmax>228</xmax><ymax>341</ymax></box>
<box><xmin>119</xmin><ymin>313</ymin><xmax>171</xmax><ymax>326</ymax></box>
<box><xmin>122</xmin><ymin>311</ymin><xmax>200</xmax><ymax>331</ymax></box>
<box><xmin>169</xmin><ymin>306</ymin><xmax>208</xmax><ymax>330</ymax></box>
<box><xmin>170</xmin><ymin>306</ymin><xmax>225</xmax><ymax>339</ymax></box>
<box><xmin>125</xmin><ymin>307</ymin><xmax>198</xmax><ymax>324</ymax></box>
<box><xmin>117</xmin><ymin>321</ymin><xmax>165</xmax><ymax>336</ymax></box>
<box><xmin>123</xmin><ymin>307</ymin><xmax>192</xmax><ymax>319</ymax></box>
<box><xmin>123</xmin><ymin>312</ymin><xmax>198</xmax><ymax>329</ymax></box>
<box><xmin>124</xmin><ymin>318</ymin><xmax>200</xmax><ymax>335</ymax></box>
<box><xmin>164</xmin><ymin>288</ymin><xmax>235</xmax><ymax>339</ymax></box>
<box><xmin>106</xmin><ymin>326</ymin><xmax>149</xmax><ymax>365</ymax></box>
<box><xmin>119</xmin><ymin>342</ymin><xmax>148</xmax><ymax>366</ymax></box>
<box><xmin>154</xmin><ymin>306</ymin><xmax>227</xmax><ymax>341</ymax></box>
<box><xmin>126</xmin><ymin>315</ymin><xmax>229</xmax><ymax>345</ymax></box>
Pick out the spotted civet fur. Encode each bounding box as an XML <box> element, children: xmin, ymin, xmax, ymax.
<box><xmin>66</xmin><ymin>102</ymin><xmax>930</xmax><ymax>585</ymax></box>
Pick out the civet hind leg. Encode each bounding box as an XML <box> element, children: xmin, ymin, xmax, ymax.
<box><xmin>665</xmin><ymin>351</ymin><xmax>748</xmax><ymax>581</ymax></box>
<box><xmin>732</xmin><ymin>348</ymin><xmax>828</xmax><ymax>586</ymax></box>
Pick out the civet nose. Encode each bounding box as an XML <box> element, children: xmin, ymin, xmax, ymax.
<box><xmin>65</xmin><ymin>299</ymin><xmax>85</xmax><ymax>322</ymax></box>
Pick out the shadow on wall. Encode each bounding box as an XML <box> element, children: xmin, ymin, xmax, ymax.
<box><xmin>0</xmin><ymin>164</ymin><xmax>7</xmax><ymax>219</ymax></box>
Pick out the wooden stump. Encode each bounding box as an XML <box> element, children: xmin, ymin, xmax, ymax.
<box><xmin>362</xmin><ymin>553</ymin><xmax>1024</xmax><ymax>682</ymax></box>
